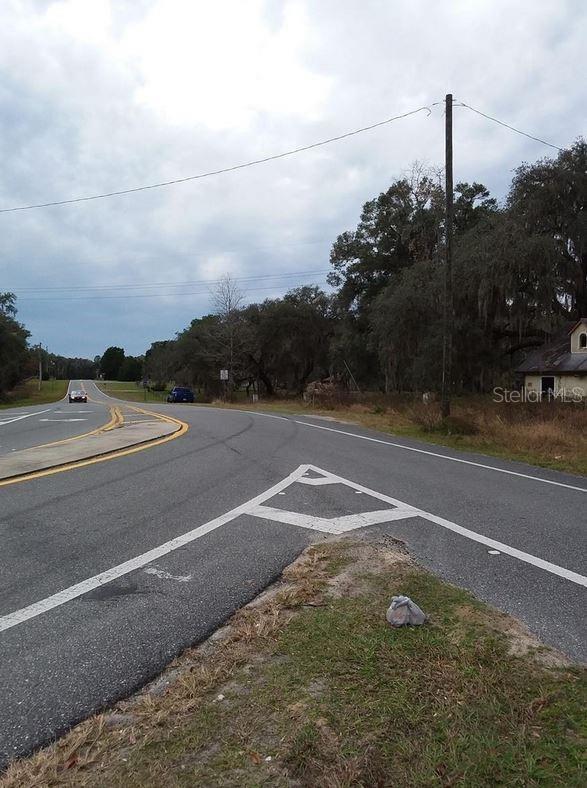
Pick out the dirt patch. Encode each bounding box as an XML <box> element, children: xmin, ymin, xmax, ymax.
<box><xmin>455</xmin><ymin>603</ymin><xmax>574</xmax><ymax>668</ymax></box>
<box><xmin>326</xmin><ymin>532</ymin><xmax>410</xmax><ymax>598</ymax></box>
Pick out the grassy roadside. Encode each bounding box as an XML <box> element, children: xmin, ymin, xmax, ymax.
<box><xmin>96</xmin><ymin>380</ymin><xmax>168</xmax><ymax>404</ymax></box>
<box><xmin>4</xmin><ymin>536</ymin><xmax>584</xmax><ymax>787</ymax></box>
<box><xmin>0</xmin><ymin>379</ymin><xmax>68</xmax><ymax>410</ymax></box>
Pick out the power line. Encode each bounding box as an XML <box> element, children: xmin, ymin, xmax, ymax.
<box><xmin>5</xmin><ymin>238</ymin><xmax>331</xmax><ymax>272</ymax></box>
<box><xmin>16</xmin><ymin>280</ymin><xmax>330</xmax><ymax>302</ymax></box>
<box><xmin>0</xmin><ymin>104</ymin><xmax>439</xmax><ymax>214</ymax></box>
<box><xmin>457</xmin><ymin>101</ymin><xmax>563</xmax><ymax>151</ymax></box>
<box><xmin>10</xmin><ymin>269</ymin><xmax>330</xmax><ymax>293</ymax></box>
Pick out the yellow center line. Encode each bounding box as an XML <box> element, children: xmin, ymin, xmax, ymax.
<box><xmin>0</xmin><ymin>401</ymin><xmax>189</xmax><ymax>488</ymax></box>
<box><xmin>12</xmin><ymin>406</ymin><xmax>119</xmax><ymax>452</ymax></box>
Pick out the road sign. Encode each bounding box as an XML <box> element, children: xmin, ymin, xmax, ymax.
<box><xmin>220</xmin><ymin>369</ymin><xmax>229</xmax><ymax>381</ymax></box>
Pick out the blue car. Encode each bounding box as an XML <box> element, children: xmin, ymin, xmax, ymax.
<box><xmin>166</xmin><ymin>386</ymin><xmax>195</xmax><ymax>403</ymax></box>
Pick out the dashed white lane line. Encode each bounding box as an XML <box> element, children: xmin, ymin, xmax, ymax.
<box><xmin>39</xmin><ymin>418</ymin><xmax>87</xmax><ymax>423</ymax></box>
<box><xmin>0</xmin><ymin>409</ymin><xmax>52</xmax><ymax>426</ymax></box>
<box><xmin>1</xmin><ymin>464</ymin><xmax>585</xmax><ymax>635</ymax></box>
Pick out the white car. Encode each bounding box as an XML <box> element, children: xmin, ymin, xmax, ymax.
<box><xmin>69</xmin><ymin>390</ymin><xmax>87</xmax><ymax>403</ymax></box>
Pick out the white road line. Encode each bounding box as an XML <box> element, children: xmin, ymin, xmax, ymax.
<box><xmin>2</xmin><ymin>464</ymin><xmax>586</xmax><ymax>636</ymax></box>
<box><xmin>291</xmin><ymin>420</ymin><xmax>587</xmax><ymax>493</ymax></box>
<box><xmin>193</xmin><ymin>408</ymin><xmax>587</xmax><ymax>493</ymax></box>
<box><xmin>0</xmin><ymin>465</ymin><xmax>312</xmax><ymax>633</ymax></box>
<box><xmin>418</xmin><ymin>510</ymin><xmax>587</xmax><ymax>586</ymax></box>
<box><xmin>0</xmin><ymin>408</ymin><xmax>52</xmax><ymax>426</ymax></box>
<box><xmin>298</xmin><ymin>464</ymin><xmax>587</xmax><ymax>587</ymax></box>
<box><xmin>248</xmin><ymin>504</ymin><xmax>418</xmax><ymax>533</ymax></box>
<box><xmin>39</xmin><ymin>418</ymin><xmax>87</xmax><ymax>423</ymax></box>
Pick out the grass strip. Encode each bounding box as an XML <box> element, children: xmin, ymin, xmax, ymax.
<box><xmin>3</xmin><ymin>537</ymin><xmax>584</xmax><ymax>787</ymax></box>
<box><xmin>96</xmin><ymin>381</ymin><xmax>168</xmax><ymax>404</ymax></box>
<box><xmin>0</xmin><ymin>379</ymin><xmax>68</xmax><ymax>409</ymax></box>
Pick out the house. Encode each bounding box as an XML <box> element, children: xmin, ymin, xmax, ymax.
<box><xmin>517</xmin><ymin>319</ymin><xmax>587</xmax><ymax>400</ymax></box>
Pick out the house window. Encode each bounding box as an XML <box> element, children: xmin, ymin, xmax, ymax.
<box><xmin>580</xmin><ymin>332</ymin><xmax>587</xmax><ymax>349</ymax></box>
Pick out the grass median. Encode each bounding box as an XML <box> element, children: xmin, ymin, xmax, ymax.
<box><xmin>4</xmin><ymin>536</ymin><xmax>584</xmax><ymax>787</ymax></box>
<box><xmin>96</xmin><ymin>381</ymin><xmax>169</xmax><ymax>404</ymax></box>
<box><xmin>0</xmin><ymin>379</ymin><xmax>68</xmax><ymax>409</ymax></box>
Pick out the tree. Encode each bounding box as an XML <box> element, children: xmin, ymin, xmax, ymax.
<box><xmin>327</xmin><ymin>170</ymin><xmax>444</xmax><ymax>314</ymax></box>
<box><xmin>371</xmin><ymin>259</ymin><xmax>443</xmax><ymax>392</ymax></box>
<box><xmin>100</xmin><ymin>346</ymin><xmax>125</xmax><ymax>380</ymax></box>
<box><xmin>48</xmin><ymin>354</ymin><xmax>97</xmax><ymax>379</ymax></box>
<box><xmin>242</xmin><ymin>287</ymin><xmax>332</xmax><ymax>395</ymax></box>
<box><xmin>211</xmin><ymin>275</ymin><xmax>246</xmax><ymax>397</ymax></box>
<box><xmin>508</xmin><ymin>138</ymin><xmax>587</xmax><ymax>317</ymax></box>
<box><xmin>145</xmin><ymin>341</ymin><xmax>177</xmax><ymax>387</ymax></box>
<box><xmin>0</xmin><ymin>294</ymin><xmax>30</xmax><ymax>395</ymax></box>
<box><xmin>118</xmin><ymin>356</ymin><xmax>143</xmax><ymax>382</ymax></box>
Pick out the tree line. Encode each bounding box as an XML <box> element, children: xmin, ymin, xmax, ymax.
<box><xmin>98</xmin><ymin>346</ymin><xmax>143</xmax><ymax>382</ymax></box>
<box><xmin>0</xmin><ymin>294</ymin><xmax>30</xmax><ymax>395</ymax></box>
<box><xmin>142</xmin><ymin>140</ymin><xmax>585</xmax><ymax>397</ymax></box>
<box><xmin>2</xmin><ymin>140</ymin><xmax>584</xmax><ymax>399</ymax></box>
<box><xmin>0</xmin><ymin>293</ymin><xmax>98</xmax><ymax>397</ymax></box>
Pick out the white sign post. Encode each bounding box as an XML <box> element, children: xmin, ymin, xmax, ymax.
<box><xmin>220</xmin><ymin>369</ymin><xmax>229</xmax><ymax>381</ymax></box>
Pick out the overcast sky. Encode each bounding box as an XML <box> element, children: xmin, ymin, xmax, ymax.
<box><xmin>1</xmin><ymin>0</ymin><xmax>584</xmax><ymax>359</ymax></box>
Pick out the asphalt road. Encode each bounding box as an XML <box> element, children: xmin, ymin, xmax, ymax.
<box><xmin>0</xmin><ymin>379</ymin><xmax>585</xmax><ymax>768</ymax></box>
<box><xmin>0</xmin><ymin>382</ymin><xmax>110</xmax><ymax>455</ymax></box>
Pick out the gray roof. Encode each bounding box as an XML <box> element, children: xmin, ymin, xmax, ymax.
<box><xmin>517</xmin><ymin>324</ymin><xmax>587</xmax><ymax>374</ymax></box>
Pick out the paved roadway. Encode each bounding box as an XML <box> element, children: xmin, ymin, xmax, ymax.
<box><xmin>0</xmin><ymin>382</ymin><xmax>110</xmax><ymax>455</ymax></box>
<box><xmin>0</xmin><ymin>379</ymin><xmax>585</xmax><ymax>768</ymax></box>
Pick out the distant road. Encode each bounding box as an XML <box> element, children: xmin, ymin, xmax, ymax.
<box><xmin>0</xmin><ymin>381</ymin><xmax>110</xmax><ymax>455</ymax></box>
<box><xmin>1</xmin><ymin>379</ymin><xmax>585</xmax><ymax>768</ymax></box>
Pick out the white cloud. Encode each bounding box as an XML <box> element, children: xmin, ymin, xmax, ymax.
<box><xmin>122</xmin><ymin>0</ymin><xmax>331</xmax><ymax>129</ymax></box>
<box><xmin>0</xmin><ymin>0</ymin><xmax>584</xmax><ymax>356</ymax></box>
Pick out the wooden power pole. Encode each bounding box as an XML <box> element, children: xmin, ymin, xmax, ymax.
<box><xmin>441</xmin><ymin>93</ymin><xmax>453</xmax><ymax>419</ymax></box>
<box><xmin>38</xmin><ymin>344</ymin><xmax>43</xmax><ymax>391</ymax></box>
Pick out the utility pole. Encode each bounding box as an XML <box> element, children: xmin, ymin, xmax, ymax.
<box><xmin>38</xmin><ymin>344</ymin><xmax>43</xmax><ymax>391</ymax></box>
<box><xmin>441</xmin><ymin>93</ymin><xmax>453</xmax><ymax>419</ymax></box>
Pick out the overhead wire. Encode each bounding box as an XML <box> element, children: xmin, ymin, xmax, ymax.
<box><xmin>16</xmin><ymin>280</ymin><xmax>330</xmax><ymax>302</ymax></box>
<box><xmin>0</xmin><ymin>100</ymin><xmax>567</xmax><ymax>216</ymax></box>
<box><xmin>456</xmin><ymin>101</ymin><xmax>563</xmax><ymax>151</ymax></box>
<box><xmin>10</xmin><ymin>268</ymin><xmax>331</xmax><ymax>293</ymax></box>
<box><xmin>0</xmin><ymin>103</ymin><xmax>440</xmax><ymax>214</ymax></box>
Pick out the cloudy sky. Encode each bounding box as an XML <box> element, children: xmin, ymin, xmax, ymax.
<box><xmin>1</xmin><ymin>0</ymin><xmax>584</xmax><ymax>358</ymax></box>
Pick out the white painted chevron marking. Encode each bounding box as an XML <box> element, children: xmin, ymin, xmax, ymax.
<box><xmin>1</xmin><ymin>463</ymin><xmax>585</xmax><ymax>635</ymax></box>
